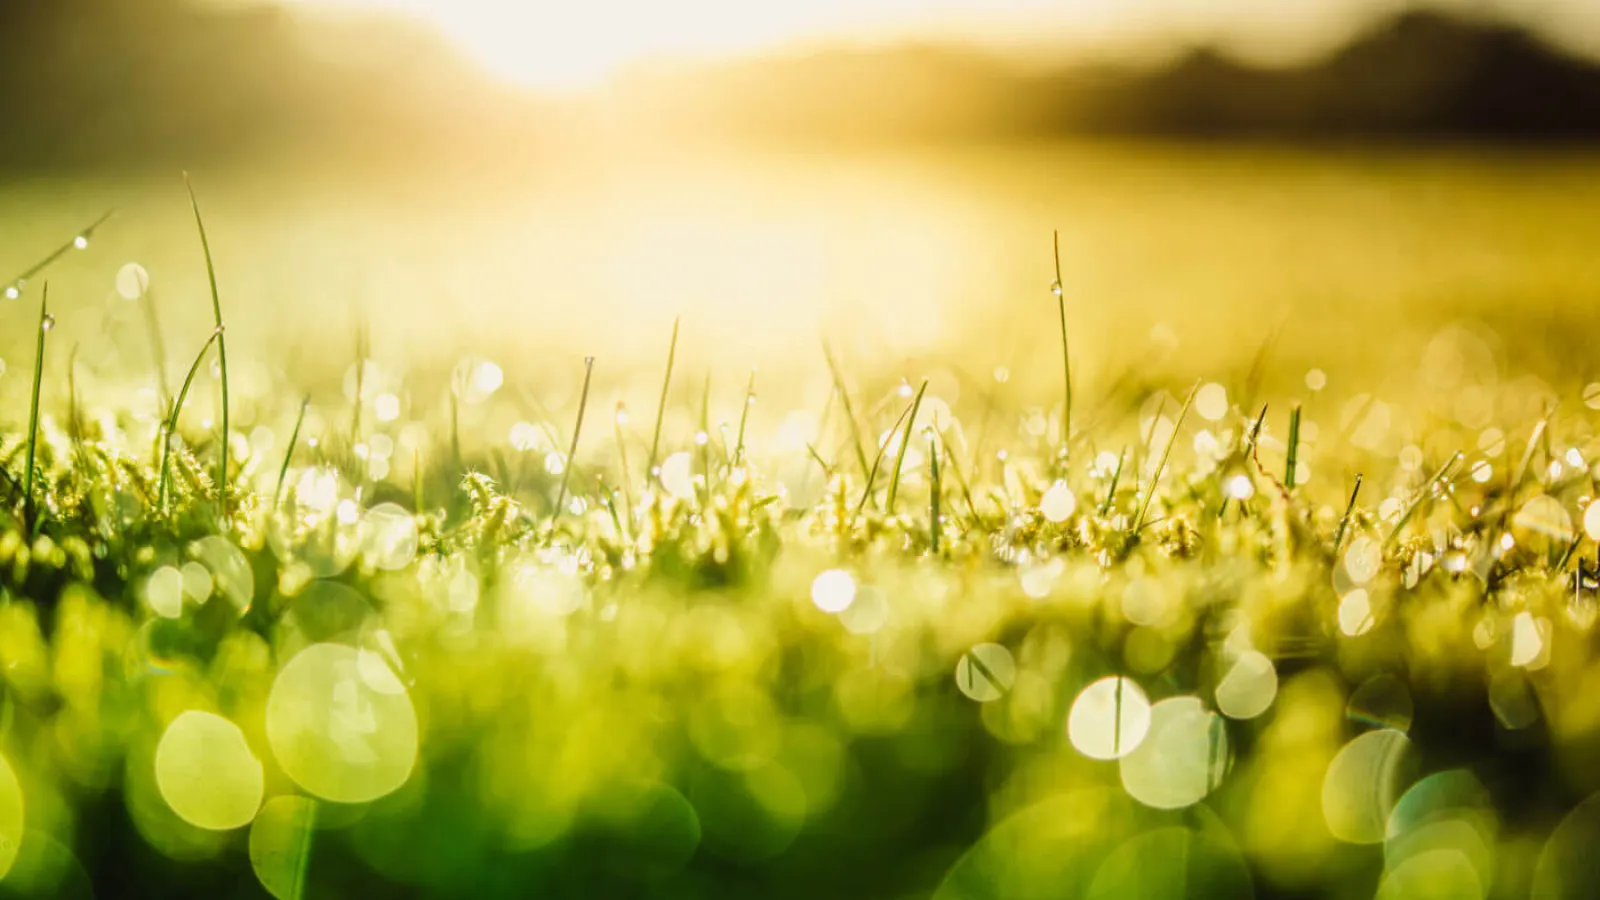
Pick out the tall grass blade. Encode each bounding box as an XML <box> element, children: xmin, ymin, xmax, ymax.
<box><xmin>158</xmin><ymin>327</ymin><xmax>223</xmax><ymax>512</ymax></box>
<box><xmin>648</xmin><ymin>317</ymin><xmax>679</xmax><ymax>482</ymax></box>
<box><xmin>1285</xmin><ymin>404</ymin><xmax>1303</xmax><ymax>491</ymax></box>
<box><xmin>1132</xmin><ymin>379</ymin><xmax>1200</xmax><ymax>535</ymax></box>
<box><xmin>3</xmin><ymin>210</ymin><xmax>114</xmax><ymax>295</ymax></box>
<box><xmin>185</xmin><ymin>175</ymin><xmax>230</xmax><ymax>514</ymax></box>
<box><xmin>1386</xmin><ymin>452</ymin><xmax>1463</xmax><ymax>548</ymax></box>
<box><xmin>822</xmin><ymin>341</ymin><xmax>870</xmax><ymax>478</ymax></box>
<box><xmin>885</xmin><ymin>380</ymin><xmax>928</xmax><ymax>516</ymax></box>
<box><xmin>552</xmin><ymin>356</ymin><xmax>596</xmax><ymax>526</ymax></box>
<box><xmin>928</xmin><ymin>432</ymin><xmax>942</xmax><ymax>553</ymax></box>
<box><xmin>1052</xmin><ymin>230</ymin><xmax>1072</xmax><ymax>453</ymax></box>
<box><xmin>855</xmin><ymin>394</ymin><xmax>918</xmax><ymax>516</ymax></box>
<box><xmin>275</xmin><ymin>396</ymin><xmax>310</xmax><ymax>511</ymax></box>
<box><xmin>1101</xmin><ymin>446</ymin><xmax>1127</xmax><ymax>516</ymax></box>
<box><xmin>23</xmin><ymin>285</ymin><xmax>50</xmax><ymax>533</ymax></box>
<box><xmin>1333</xmin><ymin>474</ymin><xmax>1363</xmax><ymax>553</ymax></box>
<box><xmin>734</xmin><ymin>368</ymin><xmax>756</xmax><ymax>466</ymax></box>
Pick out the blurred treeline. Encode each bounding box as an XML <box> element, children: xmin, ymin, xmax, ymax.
<box><xmin>0</xmin><ymin>0</ymin><xmax>532</xmax><ymax>170</ymax></box>
<box><xmin>645</xmin><ymin>11</ymin><xmax>1600</xmax><ymax>144</ymax></box>
<box><xmin>1</xmin><ymin>2</ymin><xmax>1598</xmax><ymax>172</ymax></box>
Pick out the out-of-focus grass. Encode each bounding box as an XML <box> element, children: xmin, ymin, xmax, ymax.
<box><xmin>0</xmin><ymin>152</ymin><xmax>1599</xmax><ymax>898</ymax></box>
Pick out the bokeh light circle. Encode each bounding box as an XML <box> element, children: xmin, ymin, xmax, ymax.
<box><xmin>1119</xmin><ymin>696</ymin><xmax>1227</xmax><ymax>809</ymax></box>
<box><xmin>1068</xmin><ymin>676</ymin><xmax>1152</xmax><ymax>760</ymax></box>
<box><xmin>266</xmin><ymin>643</ymin><xmax>419</xmax><ymax>804</ymax></box>
<box><xmin>154</xmin><ymin>710</ymin><xmax>264</xmax><ymax>831</ymax></box>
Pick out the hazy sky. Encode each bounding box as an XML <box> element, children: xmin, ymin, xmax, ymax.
<box><xmin>289</xmin><ymin>0</ymin><xmax>1600</xmax><ymax>88</ymax></box>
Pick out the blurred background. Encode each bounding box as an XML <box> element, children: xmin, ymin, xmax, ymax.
<box><xmin>1</xmin><ymin>0</ymin><xmax>1598</xmax><ymax>409</ymax></box>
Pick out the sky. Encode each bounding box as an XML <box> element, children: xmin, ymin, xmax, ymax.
<box><xmin>282</xmin><ymin>0</ymin><xmax>1600</xmax><ymax>89</ymax></box>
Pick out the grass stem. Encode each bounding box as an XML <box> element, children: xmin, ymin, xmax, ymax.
<box><xmin>185</xmin><ymin>175</ymin><xmax>230</xmax><ymax>515</ymax></box>
<box><xmin>552</xmin><ymin>356</ymin><xmax>596</xmax><ymax>526</ymax></box>
<box><xmin>1132</xmin><ymin>380</ymin><xmax>1199</xmax><ymax>535</ymax></box>
<box><xmin>648</xmin><ymin>317</ymin><xmax>679</xmax><ymax>483</ymax></box>
<box><xmin>23</xmin><ymin>285</ymin><xmax>50</xmax><ymax>533</ymax></box>
<box><xmin>158</xmin><ymin>327</ymin><xmax>223</xmax><ymax>512</ymax></box>
<box><xmin>885</xmin><ymin>380</ymin><xmax>929</xmax><ymax>516</ymax></box>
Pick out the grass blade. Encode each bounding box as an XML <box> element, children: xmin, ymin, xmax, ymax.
<box><xmin>734</xmin><ymin>368</ymin><xmax>756</xmax><ymax>466</ymax></box>
<box><xmin>1132</xmin><ymin>379</ymin><xmax>1200</xmax><ymax>535</ymax></box>
<box><xmin>885</xmin><ymin>380</ymin><xmax>929</xmax><ymax>516</ymax></box>
<box><xmin>1101</xmin><ymin>446</ymin><xmax>1127</xmax><ymax>516</ymax></box>
<box><xmin>552</xmin><ymin>356</ymin><xmax>596</xmax><ymax>526</ymax></box>
<box><xmin>3</xmin><ymin>210</ymin><xmax>114</xmax><ymax>297</ymax></box>
<box><xmin>185</xmin><ymin>175</ymin><xmax>231</xmax><ymax>515</ymax></box>
<box><xmin>1284</xmin><ymin>404</ymin><xmax>1302</xmax><ymax>491</ymax></box>
<box><xmin>1332</xmin><ymin>474</ymin><xmax>1363</xmax><ymax>553</ymax></box>
<box><xmin>647</xmin><ymin>317</ymin><xmax>679</xmax><ymax>482</ymax></box>
<box><xmin>822</xmin><ymin>341</ymin><xmax>870</xmax><ymax>479</ymax></box>
<box><xmin>928</xmin><ymin>431</ymin><xmax>942</xmax><ymax>553</ymax></box>
<box><xmin>1386</xmin><ymin>452</ymin><xmax>1464</xmax><ymax>548</ymax></box>
<box><xmin>1052</xmin><ymin>230</ymin><xmax>1072</xmax><ymax>453</ymax></box>
<box><xmin>158</xmin><ymin>327</ymin><xmax>223</xmax><ymax>512</ymax></box>
<box><xmin>855</xmin><ymin>393</ymin><xmax>918</xmax><ymax>516</ymax></box>
<box><xmin>275</xmin><ymin>396</ymin><xmax>311</xmax><ymax>511</ymax></box>
<box><xmin>22</xmin><ymin>285</ymin><xmax>51</xmax><ymax>533</ymax></box>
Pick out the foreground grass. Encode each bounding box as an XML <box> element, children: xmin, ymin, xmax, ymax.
<box><xmin>2</xmin><ymin>232</ymin><xmax>1600</xmax><ymax>899</ymax></box>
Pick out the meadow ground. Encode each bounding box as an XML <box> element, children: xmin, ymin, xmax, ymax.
<box><xmin>0</xmin><ymin>141</ymin><xmax>1599</xmax><ymax>898</ymax></box>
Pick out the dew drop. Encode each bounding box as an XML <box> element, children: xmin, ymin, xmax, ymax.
<box><xmin>1049</xmin><ymin>280</ymin><xmax>1063</xmax><ymax>297</ymax></box>
<box><xmin>73</xmin><ymin>235</ymin><xmax>88</xmax><ymax>250</ymax></box>
<box><xmin>40</xmin><ymin>315</ymin><xmax>55</xmax><ymax>332</ymax></box>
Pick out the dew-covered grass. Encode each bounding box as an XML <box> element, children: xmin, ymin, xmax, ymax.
<box><xmin>2</xmin><ymin>159</ymin><xmax>1600</xmax><ymax>898</ymax></box>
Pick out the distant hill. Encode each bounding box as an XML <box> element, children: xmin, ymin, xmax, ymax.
<box><xmin>0</xmin><ymin>4</ymin><xmax>1597</xmax><ymax>170</ymax></box>
<box><xmin>629</xmin><ymin>11</ymin><xmax>1600</xmax><ymax>143</ymax></box>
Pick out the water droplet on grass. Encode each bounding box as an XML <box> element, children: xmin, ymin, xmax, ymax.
<box><xmin>40</xmin><ymin>315</ymin><xmax>54</xmax><ymax>332</ymax></box>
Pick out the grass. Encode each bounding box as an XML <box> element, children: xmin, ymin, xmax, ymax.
<box><xmin>185</xmin><ymin>175</ymin><xmax>230</xmax><ymax>516</ymax></box>
<box><xmin>22</xmin><ymin>285</ymin><xmax>49</xmax><ymax>535</ymax></box>
<box><xmin>5</xmin><ymin>200</ymin><xmax>1600</xmax><ymax>900</ymax></box>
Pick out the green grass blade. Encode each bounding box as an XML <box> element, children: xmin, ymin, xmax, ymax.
<box><xmin>1386</xmin><ymin>452</ymin><xmax>1463</xmax><ymax>548</ymax></box>
<box><xmin>1332</xmin><ymin>474</ymin><xmax>1363</xmax><ymax>553</ymax></box>
<box><xmin>855</xmin><ymin>393</ymin><xmax>918</xmax><ymax>516</ymax></box>
<box><xmin>158</xmin><ymin>327</ymin><xmax>223</xmax><ymax>513</ymax></box>
<box><xmin>885</xmin><ymin>380</ymin><xmax>928</xmax><ymax>516</ymax></box>
<box><xmin>1101</xmin><ymin>446</ymin><xmax>1127</xmax><ymax>516</ymax></box>
<box><xmin>1285</xmin><ymin>404</ymin><xmax>1302</xmax><ymax>491</ymax></box>
<box><xmin>23</xmin><ymin>285</ymin><xmax>50</xmax><ymax>534</ymax></box>
<box><xmin>185</xmin><ymin>175</ymin><xmax>230</xmax><ymax>515</ymax></box>
<box><xmin>822</xmin><ymin>341</ymin><xmax>870</xmax><ymax>479</ymax></box>
<box><xmin>275</xmin><ymin>396</ymin><xmax>311</xmax><ymax>511</ymax></box>
<box><xmin>1132</xmin><ymin>379</ymin><xmax>1200</xmax><ymax>535</ymax></box>
<box><xmin>734</xmin><ymin>368</ymin><xmax>756</xmax><ymax>466</ymax></box>
<box><xmin>1052</xmin><ymin>230</ymin><xmax>1072</xmax><ymax>453</ymax></box>
<box><xmin>553</xmin><ymin>356</ymin><xmax>596</xmax><ymax>526</ymax></box>
<box><xmin>929</xmin><ymin>431</ymin><xmax>942</xmax><ymax>553</ymax></box>
<box><xmin>647</xmin><ymin>317</ymin><xmax>680</xmax><ymax>483</ymax></box>
<box><xmin>4</xmin><ymin>210</ymin><xmax>114</xmax><ymax>296</ymax></box>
